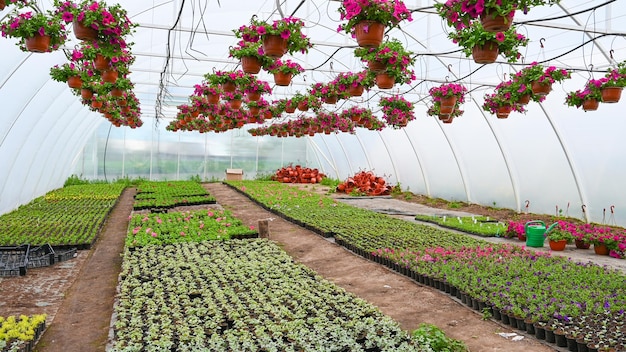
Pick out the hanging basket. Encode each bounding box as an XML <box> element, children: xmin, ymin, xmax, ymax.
<box><xmin>262</xmin><ymin>34</ymin><xmax>287</xmax><ymax>59</ymax></box>
<box><xmin>227</xmin><ymin>99</ymin><xmax>242</xmax><ymax>109</ymax></box>
<box><xmin>439</xmin><ymin>96</ymin><xmax>458</xmax><ymax>115</ymax></box>
<box><xmin>348</xmin><ymin>84</ymin><xmax>364</xmax><ymax>97</ymax></box>
<box><xmin>273</xmin><ymin>72</ymin><xmax>293</xmax><ymax>86</ymax></box>
<box><xmin>285</xmin><ymin>103</ymin><xmax>296</xmax><ymax>113</ymax></box>
<box><xmin>73</xmin><ymin>19</ymin><xmax>98</xmax><ymax>41</ymax></box>
<box><xmin>531</xmin><ymin>80</ymin><xmax>552</xmax><ymax>96</ymax></box>
<box><xmin>517</xmin><ymin>93</ymin><xmax>531</xmax><ymax>105</ymax></box>
<box><xmin>110</xmin><ymin>88</ymin><xmax>124</xmax><ymax>97</ymax></box>
<box><xmin>80</xmin><ymin>88</ymin><xmax>93</xmax><ymax>100</ymax></box>
<box><xmin>25</xmin><ymin>34</ymin><xmax>50</xmax><ymax>53</ymax></box>
<box><xmin>93</xmin><ymin>54</ymin><xmax>110</xmax><ymax>71</ymax></box>
<box><xmin>247</xmin><ymin>91</ymin><xmax>261</xmax><ymax>102</ymax></box>
<box><xmin>601</xmin><ymin>86</ymin><xmax>623</xmax><ymax>103</ymax></box>
<box><xmin>241</xmin><ymin>56</ymin><xmax>262</xmax><ymax>74</ymax></box>
<box><xmin>582</xmin><ymin>98</ymin><xmax>599</xmax><ymax>112</ymax></box>
<box><xmin>206</xmin><ymin>93</ymin><xmax>220</xmax><ymax>104</ymax></box>
<box><xmin>375</xmin><ymin>73</ymin><xmax>395</xmax><ymax>89</ymax></box>
<box><xmin>222</xmin><ymin>81</ymin><xmax>237</xmax><ymax>93</ymax></box>
<box><xmin>368</xmin><ymin>59</ymin><xmax>386</xmax><ymax>72</ymax></box>
<box><xmin>101</xmin><ymin>69</ymin><xmax>118</xmax><ymax>83</ymax></box>
<box><xmin>323</xmin><ymin>95</ymin><xmax>338</xmax><ymax>104</ymax></box>
<box><xmin>354</xmin><ymin>21</ymin><xmax>385</xmax><ymax>48</ymax></box>
<box><xmin>472</xmin><ymin>41</ymin><xmax>499</xmax><ymax>64</ymax></box>
<box><xmin>480</xmin><ymin>10</ymin><xmax>513</xmax><ymax>32</ymax></box>
<box><xmin>67</xmin><ymin>76</ymin><xmax>83</xmax><ymax>89</ymax></box>
<box><xmin>496</xmin><ymin>105</ymin><xmax>512</xmax><ymax>118</ymax></box>
<box><xmin>297</xmin><ymin>101</ymin><xmax>309</xmax><ymax>112</ymax></box>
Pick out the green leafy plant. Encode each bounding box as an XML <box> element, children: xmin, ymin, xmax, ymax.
<box><xmin>411</xmin><ymin>323</ymin><xmax>468</xmax><ymax>352</ymax></box>
<box><xmin>447</xmin><ymin>21</ymin><xmax>528</xmax><ymax>63</ymax></box>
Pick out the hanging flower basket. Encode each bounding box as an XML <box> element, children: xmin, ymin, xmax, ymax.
<box><xmin>94</xmin><ymin>54</ymin><xmax>110</xmax><ymax>70</ymax></box>
<box><xmin>496</xmin><ymin>105</ymin><xmax>513</xmax><ymax>118</ymax></box>
<box><xmin>472</xmin><ymin>41</ymin><xmax>499</xmax><ymax>64</ymax></box>
<box><xmin>531</xmin><ymin>80</ymin><xmax>552</xmax><ymax>96</ymax></box>
<box><xmin>323</xmin><ymin>95</ymin><xmax>339</xmax><ymax>104</ymax></box>
<box><xmin>67</xmin><ymin>75</ymin><xmax>83</xmax><ymax>89</ymax></box>
<box><xmin>439</xmin><ymin>96</ymin><xmax>457</xmax><ymax>115</ymax></box>
<box><xmin>517</xmin><ymin>93</ymin><xmax>531</xmax><ymax>105</ymax></box>
<box><xmin>81</xmin><ymin>88</ymin><xmax>94</xmax><ymax>100</ymax></box>
<box><xmin>222</xmin><ymin>82</ymin><xmax>237</xmax><ymax>93</ymax></box>
<box><xmin>601</xmin><ymin>86</ymin><xmax>623</xmax><ymax>103</ymax></box>
<box><xmin>25</xmin><ymin>34</ymin><xmax>51</xmax><ymax>53</ymax></box>
<box><xmin>101</xmin><ymin>69</ymin><xmax>118</xmax><ymax>83</ymax></box>
<box><xmin>582</xmin><ymin>98</ymin><xmax>599</xmax><ymax>112</ymax></box>
<box><xmin>354</xmin><ymin>21</ymin><xmax>385</xmax><ymax>48</ymax></box>
<box><xmin>368</xmin><ymin>59</ymin><xmax>386</xmax><ymax>72</ymax></box>
<box><xmin>375</xmin><ymin>73</ymin><xmax>395</xmax><ymax>89</ymax></box>
<box><xmin>348</xmin><ymin>84</ymin><xmax>364</xmax><ymax>97</ymax></box>
<box><xmin>73</xmin><ymin>19</ymin><xmax>97</xmax><ymax>41</ymax></box>
<box><xmin>241</xmin><ymin>56</ymin><xmax>262</xmax><ymax>74</ymax></box>
<box><xmin>480</xmin><ymin>10</ymin><xmax>513</xmax><ymax>32</ymax></box>
<box><xmin>273</xmin><ymin>72</ymin><xmax>292</xmax><ymax>86</ymax></box>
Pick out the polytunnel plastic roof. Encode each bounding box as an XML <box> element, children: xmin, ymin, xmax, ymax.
<box><xmin>1</xmin><ymin>0</ymin><xmax>626</xmax><ymax>226</ymax></box>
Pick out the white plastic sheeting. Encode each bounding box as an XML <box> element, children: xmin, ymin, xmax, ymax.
<box><xmin>0</xmin><ymin>1</ymin><xmax>625</xmax><ymax>227</ymax></box>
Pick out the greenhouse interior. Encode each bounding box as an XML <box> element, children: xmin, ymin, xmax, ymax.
<box><xmin>1</xmin><ymin>0</ymin><xmax>626</xmax><ymax>351</ymax></box>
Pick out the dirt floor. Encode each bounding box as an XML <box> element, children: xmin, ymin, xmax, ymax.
<box><xmin>0</xmin><ymin>183</ymin><xmax>563</xmax><ymax>351</ymax></box>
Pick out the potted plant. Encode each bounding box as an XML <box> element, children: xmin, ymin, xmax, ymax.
<box><xmin>244</xmin><ymin>77</ymin><xmax>272</xmax><ymax>102</ymax></box>
<box><xmin>233</xmin><ymin>16</ymin><xmax>313</xmax><ymax>58</ymax></box>
<box><xmin>515</xmin><ymin>62</ymin><xmax>571</xmax><ymax>96</ymax></box>
<box><xmin>565</xmin><ymin>79</ymin><xmax>603</xmax><ymax>111</ymax></box>
<box><xmin>331</xmin><ymin>71</ymin><xmax>374</xmax><ymax>97</ymax></box>
<box><xmin>546</xmin><ymin>227</ymin><xmax>574</xmax><ymax>251</ymax></box>
<box><xmin>228</xmin><ymin>40</ymin><xmax>274</xmax><ymax>74</ymax></box>
<box><xmin>265</xmin><ymin>59</ymin><xmax>305</xmax><ymax>86</ymax></box>
<box><xmin>482</xmin><ymin>85</ymin><xmax>526</xmax><ymax>118</ymax></box>
<box><xmin>0</xmin><ymin>9</ymin><xmax>68</xmax><ymax>52</ymax></box>
<box><xmin>308</xmin><ymin>82</ymin><xmax>346</xmax><ymax>104</ymax></box>
<box><xmin>429</xmin><ymin>82</ymin><xmax>468</xmax><ymax>115</ymax></box>
<box><xmin>354</xmin><ymin>39</ymin><xmax>416</xmax><ymax>88</ymax></box>
<box><xmin>54</xmin><ymin>0</ymin><xmax>136</xmax><ymax>38</ymax></box>
<box><xmin>49</xmin><ymin>62</ymin><xmax>84</xmax><ymax>88</ymax></box>
<box><xmin>336</xmin><ymin>0</ymin><xmax>413</xmax><ymax>47</ymax></box>
<box><xmin>290</xmin><ymin>92</ymin><xmax>321</xmax><ymax>112</ymax></box>
<box><xmin>598</xmin><ymin>62</ymin><xmax>626</xmax><ymax>103</ymax></box>
<box><xmin>434</xmin><ymin>0</ymin><xmax>562</xmax><ymax>32</ymax></box>
<box><xmin>204</xmin><ymin>70</ymin><xmax>250</xmax><ymax>93</ymax></box>
<box><xmin>427</xmin><ymin>104</ymin><xmax>465</xmax><ymax>123</ymax></box>
<box><xmin>379</xmin><ymin>95</ymin><xmax>415</xmax><ymax>128</ymax></box>
<box><xmin>447</xmin><ymin>21</ymin><xmax>528</xmax><ymax>63</ymax></box>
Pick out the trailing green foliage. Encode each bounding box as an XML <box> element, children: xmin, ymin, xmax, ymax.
<box><xmin>411</xmin><ymin>323</ymin><xmax>468</xmax><ymax>352</ymax></box>
<box><xmin>112</xmin><ymin>240</ymin><xmax>429</xmax><ymax>351</ymax></box>
<box><xmin>125</xmin><ymin>209</ymin><xmax>257</xmax><ymax>247</ymax></box>
<box><xmin>414</xmin><ymin>215</ymin><xmax>507</xmax><ymax>237</ymax></box>
<box><xmin>0</xmin><ymin>184</ymin><xmax>125</xmax><ymax>247</ymax></box>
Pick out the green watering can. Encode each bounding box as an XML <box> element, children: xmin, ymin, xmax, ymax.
<box><xmin>524</xmin><ymin>220</ymin><xmax>558</xmax><ymax>248</ymax></box>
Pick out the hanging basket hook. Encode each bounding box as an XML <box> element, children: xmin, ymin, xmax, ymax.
<box><xmin>540</xmin><ymin>38</ymin><xmax>545</xmax><ymax>48</ymax></box>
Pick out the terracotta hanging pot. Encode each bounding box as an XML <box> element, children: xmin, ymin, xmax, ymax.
<box><xmin>80</xmin><ymin>88</ymin><xmax>94</xmax><ymax>100</ymax></box>
<box><xmin>480</xmin><ymin>10</ymin><xmax>513</xmax><ymax>32</ymax></box>
<box><xmin>375</xmin><ymin>73</ymin><xmax>395</xmax><ymax>89</ymax></box>
<box><xmin>25</xmin><ymin>34</ymin><xmax>51</xmax><ymax>53</ymax></box>
<box><xmin>273</xmin><ymin>71</ymin><xmax>293</xmax><ymax>86</ymax></box>
<box><xmin>517</xmin><ymin>93</ymin><xmax>531</xmax><ymax>105</ymax></box>
<box><xmin>247</xmin><ymin>91</ymin><xmax>261</xmax><ymax>102</ymax></box>
<box><xmin>117</xmin><ymin>99</ymin><xmax>127</xmax><ymax>106</ymax></box>
<box><xmin>442</xmin><ymin>117</ymin><xmax>454</xmax><ymax>124</ymax></box>
<box><xmin>284</xmin><ymin>103</ymin><xmax>296</xmax><ymax>113</ymax></box>
<box><xmin>206</xmin><ymin>93</ymin><xmax>220</xmax><ymax>104</ymax></box>
<box><xmin>582</xmin><ymin>98</ymin><xmax>599</xmax><ymax>111</ymax></box>
<box><xmin>368</xmin><ymin>59</ymin><xmax>386</xmax><ymax>72</ymax></box>
<box><xmin>262</xmin><ymin>34</ymin><xmax>287</xmax><ymax>58</ymax></box>
<box><xmin>67</xmin><ymin>75</ymin><xmax>83</xmax><ymax>89</ymax></box>
<box><xmin>101</xmin><ymin>69</ymin><xmax>118</xmax><ymax>83</ymax></box>
<box><xmin>348</xmin><ymin>84</ymin><xmax>364</xmax><ymax>97</ymax></box>
<box><xmin>354</xmin><ymin>21</ymin><xmax>385</xmax><ymax>48</ymax></box>
<box><xmin>439</xmin><ymin>96</ymin><xmax>457</xmax><ymax>115</ymax></box>
<box><xmin>297</xmin><ymin>101</ymin><xmax>309</xmax><ymax>112</ymax></box>
<box><xmin>73</xmin><ymin>19</ymin><xmax>98</xmax><ymax>41</ymax></box>
<box><xmin>241</xmin><ymin>56</ymin><xmax>262</xmax><ymax>74</ymax></box>
<box><xmin>601</xmin><ymin>86</ymin><xmax>622</xmax><ymax>103</ymax></box>
<box><xmin>496</xmin><ymin>105</ymin><xmax>512</xmax><ymax>118</ymax></box>
<box><xmin>227</xmin><ymin>99</ymin><xmax>242</xmax><ymax>109</ymax></box>
<box><xmin>531</xmin><ymin>80</ymin><xmax>552</xmax><ymax>96</ymax></box>
<box><xmin>94</xmin><ymin>54</ymin><xmax>110</xmax><ymax>71</ymax></box>
<box><xmin>249</xmin><ymin>106</ymin><xmax>260</xmax><ymax>115</ymax></box>
<box><xmin>472</xmin><ymin>41</ymin><xmax>499</xmax><ymax>64</ymax></box>
<box><xmin>438</xmin><ymin>113</ymin><xmax>451</xmax><ymax>120</ymax></box>
<box><xmin>91</xmin><ymin>100</ymin><xmax>103</xmax><ymax>109</ymax></box>
<box><xmin>323</xmin><ymin>95</ymin><xmax>338</xmax><ymax>104</ymax></box>
<box><xmin>110</xmin><ymin>88</ymin><xmax>124</xmax><ymax>97</ymax></box>
<box><xmin>0</xmin><ymin>0</ymin><xmax>6</xmax><ymax>10</ymax></box>
<box><xmin>222</xmin><ymin>81</ymin><xmax>237</xmax><ymax>93</ymax></box>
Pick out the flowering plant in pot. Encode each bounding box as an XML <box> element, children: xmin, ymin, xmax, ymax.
<box><xmin>434</xmin><ymin>0</ymin><xmax>561</xmax><ymax>32</ymax></box>
<box><xmin>427</xmin><ymin>104</ymin><xmax>465</xmax><ymax>121</ymax></box>
<box><xmin>49</xmin><ymin>62</ymin><xmax>84</xmax><ymax>83</ymax></box>
<box><xmin>0</xmin><ymin>9</ymin><xmax>68</xmax><ymax>52</ymax></box>
<box><xmin>429</xmin><ymin>82</ymin><xmax>467</xmax><ymax>105</ymax></box>
<box><xmin>309</xmin><ymin>82</ymin><xmax>348</xmax><ymax>102</ymax></box>
<box><xmin>564</xmin><ymin>79</ymin><xmax>603</xmax><ymax>109</ymax></box>
<box><xmin>330</xmin><ymin>70</ymin><xmax>374</xmax><ymax>96</ymax></box>
<box><xmin>601</xmin><ymin>62</ymin><xmax>626</xmax><ymax>88</ymax></box>
<box><xmin>355</xmin><ymin>39</ymin><xmax>416</xmax><ymax>86</ymax></box>
<box><xmin>290</xmin><ymin>92</ymin><xmax>322</xmax><ymax>112</ymax></box>
<box><xmin>204</xmin><ymin>70</ymin><xmax>250</xmax><ymax>91</ymax></box>
<box><xmin>266</xmin><ymin>59</ymin><xmax>305</xmax><ymax>76</ymax></box>
<box><xmin>447</xmin><ymin>21</ymin><xmax>528</xmax><ymax>63</ymax></box>
<box><xmin>233</xmin><ymin>16</ymin><xmax>313</xmax><ymax>56</ymax></box>
<box><xmin>482</xmin><ymin>87</ymin><xmax>526</xmax><ymax>117</ymax></box>
<box><xmin>379</xmin><ymin>95</ymin><xmax>415</xmax><ymax>128</ymax></box>
<box><xmin>245</xmin><ymin>77</ymin><xmax>272</xmax><ymax>96</ymax></box>
<box><xmin>228</xmin><ymin>40</ymin><xmax>274</xmax><ymax>73</ymax></box>
<box><xmin>336</xmin><ymin>0</ymin><xmax>412</xmax><ymax>36</ymax></box>
<box><xmin>54</xmin><ymin>0</ymin><xmax>136</xmax><ymax>37</ymax></box>
<box><xmin>193</xmin><ymin>82</ymin><xmax>221</xmax><ymax>98</ymax></box>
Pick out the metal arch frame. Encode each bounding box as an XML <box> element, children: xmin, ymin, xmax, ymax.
<box><xmin>308</xmin><ymin>137</ymin><xmax>340</xmax><ymax>179</ymax></box>
<box><xmin>331</xmin><ymin>133</ymin><xmax>354</xmax><ymax>174</ymax></box>
<box><xmin>352</xmin><ymin>131</ymin><xmax>373</xmax><ymax>171</ymax></box>
<box><xmin>401</xmin><ymin>128</ymin><xmax>431</xmax><ymax>196</ymax></box>
<box><xmin>372</xmin><ymin>130</ymin><xmax>399</xmax><ymax>183</ymax></box>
